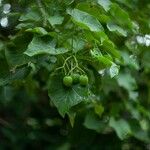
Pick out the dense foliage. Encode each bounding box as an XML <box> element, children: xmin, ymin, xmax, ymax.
<box><xmin>0</xmin><ymin>0</ymin><xmax>150</xmax><ymax>149</ymax></box>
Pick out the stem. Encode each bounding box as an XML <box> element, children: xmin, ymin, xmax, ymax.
<box><xmin>73</xmin><ymin>55</ymin><xmax>78</xmax><ymax>66</ymax></box>
<box><xmin>64</xmin><ymin>66</ymin><xmax>67</xmax><ymax>75</ymax></box>
<box><xmin>65</xmin><ymin>61</ymin><xmax>70</xmax><ymax>72</ymax></box>
<box><xmin>72</xmin><ymin>37</ymin><xmax>74</xmax><ymax>51</ymax></box>
<box><xmin>73</xmin><ymin>55</ymin><xmax>85</xmax><ymax>74</ymax></box>
<box><xmin>68</xmin><ymin>65</ymin><xmax>77</xmax><ymax>75</ymax></box>
<box><xmin>55</xmin><ymin>56</ymin><xmax>72</xmax><ymax>74</ymax></box>
<box><xmin>55</xmin><ymin>55</ymin><xmax>85</xmax><ymax>75</ymax></box>
<box><xmin>55</xmin><ymin>66</ymin><xmax>64</xmax><ymax>71</ymax></box>
<box><xmin>65</xmin><ymin>56</ymin><xmax>72</xmax><ymax>62</ymax></box>
<box><xmin>77</xmin><ymin>56</ymin><xmax>93</xmax><ymax>62</ymax></box>
<box><xmin>77</xmin><ymin>66</ymin><xmax>85</xmax><ymax>74</ymax></box>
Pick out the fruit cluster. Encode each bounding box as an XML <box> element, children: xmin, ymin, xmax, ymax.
<box><xmin>63</xmin><ymin>74</ymin><xmax>88</xmax><ymax>87</ymax></box>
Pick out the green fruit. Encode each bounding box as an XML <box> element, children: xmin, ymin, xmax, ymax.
<box><xmin>79</xmin><ymin>75</ymin><xmax>88</xmax><ymax>86</ymax></box>
<box><xmin>72</xmin><ymin>73</ymin><xmax>80</xmax><ymax>84</ymax></box>
<box><xmin>63</xmin><ymin>76</ymin><xmax>73</xmax><ymax>87</ymax></box>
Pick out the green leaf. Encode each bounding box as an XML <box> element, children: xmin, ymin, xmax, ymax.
<box><xmin>129</xmin><ymin>91</ymin><xmax>138</xmax><ymax>100</ymax></box>
<box><xmin>5</xmin><ymin>48</ymin><xmax>30</xmax><ymax>68</ymax></box>
<box><xmin>102</xmin><ymin>40</ymin><xmax>121</xmax><ymax>59</ymax></box>
<box><xmin>140</xmin><ymin>119</ymin><xmax>149</xmax><ymax>131</ymax></box>
<box><xmin>67</xmin><ymin>37</ymin><xmax>85</xmax><ymax>53</ymax></box>
<box><xmin>24</xmin><ymin>36</ymin><xmax>68</xmax><ymax>57</ymax></box>
<box><xmin>0</xmin><ymin>66</ymin><xmax>31</xmax><ymax>86</ymax></box>
<box><xmin>5</xmin><ymin>34</ymin><xmax>32</xmax><ymax>68</ymax></box>
<box><xmin>77</xmin><ymin>2</ymin><xmax>110</xmax><ymax>23</ymax></box>
<box><xmin>48</xmin><ymin>74</ymin><xmax>89</xmax><ymax>116</ymax></box>
<box><xmin>90</xmin><ymin>48</ymin><xmax>113</xmax><ymax>71</ymax></box>
<box><xmin>16</xmin><ymin>23</ymin><xmax>35</xmax><ymax>29</ymax></box>
<box><xmin>84</xmin><ymin>30</ymin><xmax>108</xmax><ymax>44</ymax></box>
<box><xmin>26</xmin><ymin>27</ymin><xmax>48</xmax><ymax>35</ymax></box>
<box><xmin>117</xmin><ymin>73</ymin><xmax>137</xmax><ymax>91</ymax></box>
<box><xmin>97</xmin><ymin>0</ymin><xmax>111</xmax><ymax>12</ymax></box>
<box><xmin>48</xmin><ymin>15</ymin><xmax>64</xmax><ymax>26</ymax></box>
<box><xmin>125</xmin><ymin>102</ymin><xmax>140</xmax><ymax>120</ymax></box>
<box><xmin>107</xmin><ymin>22</ymin><xmax>127</xmax><ymax>37</ymax></box>
<box><xmin>121</xmin><ymin>51</ymin><xmax>139</xmax><ymax>70</ymax></box>
<box><xmin>129</xmin><ymin>120</ymin><xmax>150</xmax><ymax>143</ymax></box>
<box><xmin>110</xmin><ymin>3</ymin><xmax>132</xmax><ymax>29</ymax></box>
<box><xmin>96</xmin><ymin>56</ymin><xmax>112</xmax><ymax>67</ymax></box>
<box><xmin>94</xmin><ymin>103</ymin><xmax>104</xmax><ymax>117</ymax></box>
<box><xmin>64</xmin><ymin>0</ymin><xmax>74</xmax><ymax>5</ymax></box>
<box><xmin>109</xmin><ymin>117</ymin><xmax>132</xmax><ymax>140</ymax></box>
<box><xmin>84</xmin><ymin>112</ymin><xmax>106</xmax><ymax>132</ymax></box>
<box><xmin>109</xmin><ymin>64</ymin><xmax>120</xmax><ymax>78</ymax></box>
<box><xmin>67</xmin><ymin>9</ymin><xmax>104</xmax><ymax>32</ymax></box>
<box><xmin>19</xmin><ymin>9</ymin><xmax>41</xmax><ymax>22</ymax></box>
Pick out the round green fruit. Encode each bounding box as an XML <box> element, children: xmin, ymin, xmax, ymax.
<box><xmin>63</xmin><ymin>76</ymin><xmax>73</xmax><ymax>87</ymax></box>
<box><xmin>72</xmin><ymin>73</ymin><xmax>80</xmax><ymax>84</ymax></box>
<box><xmin>79</xmin><ymin>75</ymin><xmax>88</xmax><ymax>86</ymax></box>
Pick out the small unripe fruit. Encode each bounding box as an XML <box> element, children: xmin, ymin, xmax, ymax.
<box><xmin>72</xmin><ymin>73</ymin><xmax>80</xmax><ymax>84</ymax></box>
<box><xmin>63</xmin><ymin>76</ymin><xmax>73</xmax><ymax>87</ymax></box>
<box><xmin>79</xmin><ymin>75</ymin><xmax>88</xmax><ymax>86</ymax></box>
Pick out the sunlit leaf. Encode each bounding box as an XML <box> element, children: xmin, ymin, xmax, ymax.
<box><xmin>24</xmin><ymin>36</ymin><xmax>68</xmax><ymax>56</ymax></box>
<box><xmin>67</xmin><ymin>8</ymin><xmax>104</xmax><ymax>32</ymax></box>
<box><xmin>97</xmin><ymin>0</ymin><xmax>111</xmax><ymax>12</ymax></box>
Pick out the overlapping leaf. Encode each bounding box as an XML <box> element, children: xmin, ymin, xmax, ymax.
<box><xmin>48</xmin><ymin>74</ymin><xmax>89</xmax><ymax>116</ymax></box>
<box><xmin>24</xmin><ymin>36</ymin><xmax>68</xmax><ymax>57</ymax></box>
<box><xmin>67</xmin><ymin>8</ymin><xmax>104</xmax><ymax>32</ymax></box>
